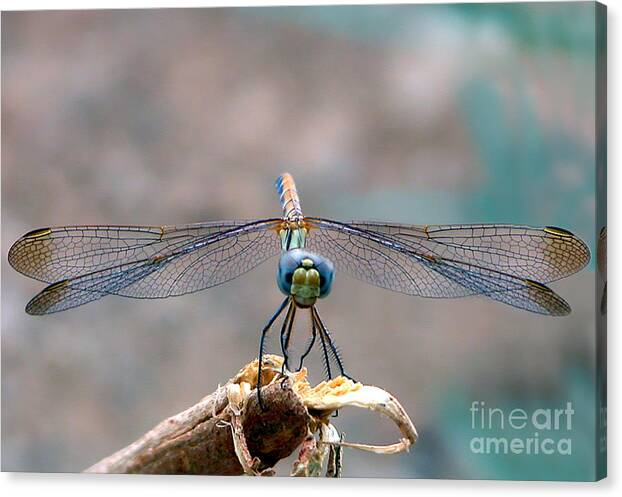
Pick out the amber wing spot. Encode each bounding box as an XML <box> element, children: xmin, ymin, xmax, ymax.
<box><xmin>25</xmin><ymin>279</ymin><xmax>70</xmax><ymax>315</ymax></box>
<box><xmin>23</xmin><ymin>227</ymin><xmax>52</xmax><ymax>239</ymax></box>
<box><xmin>524</xmin><ymin>279</ymin><xmax>552</xmax><ymax>292</ymax></box>
<box><xmin>8</xmin><ymin>228</ymin><xmax>55</xmax><ymax>280</ymax></box>
<box><xmin>544</xmin><ymin>226</ymin><xmax>575</xmax><ymax>238</ymax></box>
<box><xmin>524</xmin><ymin>279</ymin><xmax>570</xmax><ymax>316</ymax></box>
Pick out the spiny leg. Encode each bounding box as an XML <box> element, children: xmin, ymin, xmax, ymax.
<box><xmin>312</xmin><ymin>308</ymin><xmax>334</xmax><ymax>380</ymax></box>
<box><xmin>257</xmin><ymin>297</ymin><xmax>290</xmax><ymax>411</ymax></box>
<box><xmin>281</xmin><ymin>304</ymin><xmax>297</xmax><ymax>365</ymax></box>
<box><xmin>312</xmin><ymin>307</ymin><xmax>350</xmax><ymax>419</ymax></box>
<box><xmin>312</xmin><ymin>306</ymin><xmax>352</xmax><ymax>380</ymax></box>
<box><xmin>282</xmin><ymin>304</ymin><xmax>298</xmax><ymax>353</ymax></box>
<box><xmin>279</xmin><ymin>302</ymin><xmax>296</xmax><ymax>374</ymax></box>
<box><xmin>297</xmin><ymin>311</ymin><xmax>318</xmax><ymax>372</ymax></box>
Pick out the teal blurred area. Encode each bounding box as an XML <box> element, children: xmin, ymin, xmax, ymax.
<box><xmin>250</xmin><ymin>3</ymin><xmax>595</xmax><ymax>53</ymax></box>
<box><xmin>1</xmin><ymin>3</ymin><xmax>600</xmax><ymax>479</ymax></box>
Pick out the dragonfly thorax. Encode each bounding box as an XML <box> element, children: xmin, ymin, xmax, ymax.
<box><xmin>277</xmin><ymin>249</ymin><xmax>334</xmax><ymax>307</ymax></box>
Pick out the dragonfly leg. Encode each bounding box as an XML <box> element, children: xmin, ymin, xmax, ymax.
<box><xmin>312</xmin><ymin>306</ymin><xmax>353</xmax><ymax>381</ymax></box>
<box><xmin>257</xmin><ymin>297</ymin><xmax>290</xmax><ymax>411</ymax></box>
<box><xmin>278</xmin><ymin>303</ymin><xmax>297</xmax><ymax>391</ymax></box>
<box><xmin>311</xmin><ymin>308</ymin><xmax>342</xmax><ymax>418</ymax></box>
<box><xmin>311</xmin><ymin>308</ymin><xmax>334</xmax><ymax>380</ymax></box>
<box><xmin>296</xmin><ymin>312</ymin><xmax>318</xmax><ymax>371</ymax></box>
<box><xmin>279</xmin><ymin>302</ymin><xmax>296</xmax><ymax>376</ymax></box>
<box><xmin>311</xmin><ymin>306</ymin><xmax>356</xmax><ymax>418</ymax></box>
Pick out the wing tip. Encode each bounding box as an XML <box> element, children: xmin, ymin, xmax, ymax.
<box><xmin>8</xmin><ymin>228</ymin><xmax>53</xmax><ymax>277</ymax></box>
<box><xmin>524</xmin><ymin>279</ymin><xmax>571</xmax><ymax>316</ymax></box>
<box><xmin>542</xmin><ymin>226</ymin><xmax>591</xmax><ymax>278</ymax></box>
<box><xmin>25</xmin><ymin>279</ymin><xmax>70</xmax><ymax>315</ymax></box>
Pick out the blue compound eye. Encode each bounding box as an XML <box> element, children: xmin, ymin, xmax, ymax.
<box><xmin>315</xmin><ymin>258</ymin><xmax>335</xmax><ymax>298</ymax></box>
<box><xmin>277</xmin><ymin>250</ymin><xmax>302</xmax><ymax>295</ymax></box>
<box><xmin>276</xmin><ymin>249</ymin><xmax>335</xmax><ymax>299</ymax></box>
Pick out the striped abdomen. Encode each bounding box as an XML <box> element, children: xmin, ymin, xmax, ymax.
<box><xmin>275</xmin><ymin>173</ymin><xmax>303</xmax><ymax>220</ymax></box>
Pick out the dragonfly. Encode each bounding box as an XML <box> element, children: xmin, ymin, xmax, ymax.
<box><xmin>9</xmin><ymin>173</ymin><xmax>590</xmax><ymax>407</ymax></box>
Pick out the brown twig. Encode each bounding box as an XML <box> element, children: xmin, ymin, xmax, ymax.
<box><xmin>85</xmin><ymin>355</ymin><xmax>418</xmax><ymax>476</ymax></box>
<box><xmin>85</xmin><ymin>356</ymin><xmax>308</xmax><ymax>475</ymax></box>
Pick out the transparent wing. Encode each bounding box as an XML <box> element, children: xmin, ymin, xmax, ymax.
<box><xmin>346</xmin><ymin>221</ymin><xmax>590</xmax><ymax>283</ymax></box>
<box><xmin>304</xmin><ymin>218</ymin><xmax>589</xmax><ymax>316</ymax></box>
<box><xmin>425</xmin><ymin>257</ymin><xmax>571</xmax><ymax>316</ymax></box>
<box><xmin>9</xmin><ymin>219</ymin><xmax>282</xmax><ymax>314</ymax></box>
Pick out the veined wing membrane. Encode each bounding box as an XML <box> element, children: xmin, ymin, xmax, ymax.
<box><xmin>345</xmin><ymin>221</ymin><xmax>590</xmax><ymax>283</ymax></box>
<box><xmin>304</xmin><ymin>218</ymin><xmax>577</xmax><ymax>315</ymax></box>
<box><xmin>305</xmin><ymin>219</ymin><xmax>474</xmax><ymax>299</ymax></box>
<box><xmin>10</xmin><ymin>219</ymin><xmax>282</xmax><ymax>315</ymax></box>
<box><xmin>9</xmin><ymin>221</ymin><xmax>269</xmax><ymax>283</ymax></box>
<box><xmin>427</xmin><ymin>258</ymin><xmax>570</xmax><ymax>315</ymax></box>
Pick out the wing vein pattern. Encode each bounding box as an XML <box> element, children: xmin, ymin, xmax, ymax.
<box><xmin>304</xmin><ymin>218</ymin><xmax>589</xmax><ymax>315</ymax></box>
<box><xmin>9</xmin><ymin>219</ymin><xmax>282</xmax><ymax>314</ymax></box>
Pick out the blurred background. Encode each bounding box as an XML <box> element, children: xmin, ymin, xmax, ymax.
<box><xmin>2</xmin><ymin>3</ymin><xmax>600</xmax><ymax>479</ymax></box>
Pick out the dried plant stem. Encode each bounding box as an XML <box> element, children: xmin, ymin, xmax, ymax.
<box><xmin>85</xmin><ymin>355</ymin><xmax>418</xmax><ymax>476</ymax></box>
<box><xmin>85</xmin><ymin>357</ymin><xmax>307</xmax><ymax>475</ymax></box>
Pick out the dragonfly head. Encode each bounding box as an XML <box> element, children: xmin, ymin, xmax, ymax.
<box><xmin>277</xmin><ymin>249</ymin><xmax>334</xmax><ymax>307</ymax></box>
